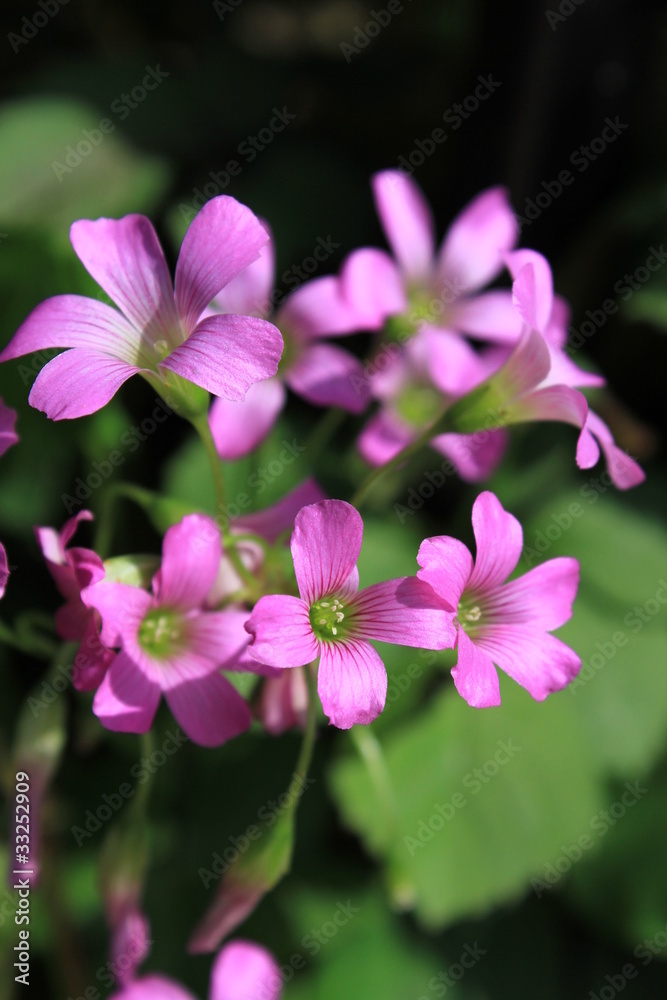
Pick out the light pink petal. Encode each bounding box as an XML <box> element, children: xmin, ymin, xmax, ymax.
<box><xmin>60</xmin><ymin>509</ymin><xmax>95</xmax><ymax>548</ymax></box>
<box><xmin>178</xmin><ymin>609</ymin><xmax>252</xmax><ymax>673</ymax></box>
<box><xmin>93</xmin><ymin>651</ymin><xmax>161</xmax><ymax>733</ymax></box>
<box><xmin>165</xmin><ymin>671</ymin><xmax>251</xmax><ymax>747</ymax></box>
<box><xmin>507</xmin><ymin>250</ymin><xmax>553</xmax><ymax>334</ymax></box>
<box><xmin>509</xmin><ymin>384</ymin><xmax>589</xmax><ymax>433</ymax></box>
<box><xmin>291</xmin><ymin>500</ymin><xmax>362</xmax><ymax>604</ymax></box>
<box><xmin>244</xmin><ymin>594</ymin><xmax>318</xmax><ymax>668</ymax></box>
<box><xmin>492</xmin><ymin>557</ymin><xmax>579</xmax><ymax>631</ymax></box>
<box><xmin>209</xmin><ymin>377</ymin><xmax>285</xmax><ymax>460</ymax></box>
<box><xmin>357</xmin><ymin>410</ymin><xmax>413</xmax><ymax>467</ymax></box>
<box><xmin>29</xmin><ymin>349</ymin><xmax>142</xmax><ymax>420</ymax></box>
<box><xmin>546</xmin><ymin>295</ymin><xmax>570</xmax><ymax>349</ymax></box>
<box><xmin>541</xmin><ymin>345</ymin><xmax>605</xmax><ymax>390</ymax></box>
<box><xmin>234</xmin><ymin>478</ymin><xmax>327</xmax><ymax>543</ymax></box>
<box><xmin>278</xmin><ymin>276</ymin><xmax>364</xmax><ymax>340</ymax></box>
<box><xmin>211</xmin><ymin>237</ymin><xmax>275</xmax><ymax>319</ymax></box>
<box><xmin>111</xmin><ymin>906</ymin><xmax>151</xmax><ymax>988</ymax></box>
<box><xmin>256</xmin><ymin>669</ymin><xmax>308</xmax><ymax>735</ymax></box>
<box><xmin>81</xmin><ymin>581</ymin><xmax>153</xmax><ymax>647</ymax></box>
<box><xmin>340</xmin><ymin>247</ymin><xmax>408</xmax><ymax>327</ymax></box>
<box><xmin>580</xmin><ymin>410</ymin><xmax>646</xmax><ymax>489</ymax></box>
<box><xmin>175</xmin><ymin>195</ymin><xmax>270</xmax><ymax>332</ymax></box>
<box><xmin>352</xmin><ymin>577</ymin><xmax>457</xmax><ymax>648</ymax></box>
<box><xmin>433</xmin><ymin>429</ymin><xmax>508</xmax><ymax>482</ymax></box>
<box><xmin>109</xmin><ymin>975</ymin><xmax>196</xmax><ymax>1000</ymax></box>
<box><xmin>451</xmin><ymin>290</ymin><xmax>523</xmax><ymax>343</ymax></box>
<box><xmin>160</xmin><ymin>314</ymin><xmax>282</xmax><ymax>401</ymax></box>
<box><xmin>451</xmin><ymin>628</ymin><xmax>501</xmax><ymax>707</ymax></box>
<box><xmin>0</xmin><ymin>543</ymin><xmax>8</xmax><ymax>599</ymax></box>
<box><xmin>285</xmin><ymin>342</ymin><xmax>370</xmax><ymax>413</ymax></box>
<box><xmin>0</xmin><ymin>398</ymin><xmax>18</xmax><ymax>457</ymax></box>
<box><xmin>155</xmin><ymin>514</ymin><xmax>222</xmax><ymax>609</ymax></box>
<box><xmin>416</xmin><ymin>327</ymin><xmax>488</xmax><ymax>396</ymax></box>
<box><xmin>70</xmin><ymin>216</ymin><xmax>179</xmax><ymax>343</ymax></box>
<box><xmin>468</xmin><ymin>491</ymin><xmax>523</xmax><ymax>593</ymax></box>
<box><xmin>484</xmin><ymin>329</ymin><xmax>551</xmax><ymax>407</ymax></box>
<box><xmin>317</xmin><ymin>638</ymin><xmax>387</xmax><ymax>728</ymax></box>
<box><xmin>372</xmin><ymin>170</ymin><xmax>436</xmax><ymax>281</ymax></box>
<box><xmin>210</xmin><ymin>940</ymin><xmax>283</xmax><ymax>1000</ymax></box>
<box><xmin>475</xmin><ymin>624</ymin><xmax>580</xmax><ymax>700</ymax></box>
<box><xmin>438</xmin><ymin>187</ymin><xmax>518</xmax><ymax>295</ymax></box>
<box><xmin>417</xmin><ymin>535</ymin><xmax>473</xmax><ymax>610</ymax></box>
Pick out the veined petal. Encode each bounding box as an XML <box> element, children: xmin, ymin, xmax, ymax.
<box><xmin>160</xmin><ymin>314</ymin><xmax>282</xmax><ymax>400</ymax></box>
<box><xmin>29</xmin><ymin>349</ymin><xmax>143</xmax><ymax>420</ymax></box>
<box><xmin>417</xmin><ymin>535</ymin><xmax>473</xmax><ymax>610</ymax></box>
<box><xmin>211</xmin><ymin>237</ymin><xmax>275</xmax><ymax>319</ymax></box>
<box><xmin>475</xmin><ymin>623</ymin><xmax>580</xmax><ymax>700</ymax></box>
<box><xmin>285</xmin><ymin>342</ymin><xmax>370</xmax><ymax>413</ymax></box>
<box><xmin>209</xmin><ymin>377</ymin><xmax>285</xmax><ymax>460</ymax></box>
<box><xmin>70</xmin><ymin>216</ymin><xmax>179</xmax><ymax>345</ymax></box>
<box><xmin>340</xmin><ymin>247</ymin><xmax>407</xmax><ymax>328</ymax></box>
<box><xmin>175</xmin><ymin>195</ymin><xmax>269</xmax><ymax>332</ymax></box>
<box><xmin>451</xmin><ymin>628</ymin><xmax>501</xmax><ymax>707</ymax></box>
<box><xmin>109</xmin><ymin>975</ymin><xmax>197</xmax><ymax>1000</ymax></box>
<box><xmin>0</xmin><ymin>398</ymin><xmax>18</xmax><ymax>457</ymax></box>
<box><xmin>81</xmin><ymin>581</ymin><xmax>153</xmax><ymax>648</ymax></box>
<box><xmin>507</xmin><ymin>250</ymin><xmax>553</xmax><ymax>334</ymax></box>
<box><xmin>234</xmin><ymin>478</ymin><xmax>327</xmax><ymax>543</ymax></box>
<box><xmin>210</xmin><ymin>940</ymin><xmax>282</xmax><ymax>1000</ymax></box>
<box><xmin>93</xmin><ymin>651</ymin><xmax>161</xmax><ymax>733</ymax></box>
<box><xmin>372</xmin><ymin>170</ymin><xmax>436</xmax><ymax>281</ymax></box>
<box><xmin>155</xmin><ymin>514</ymin><xmax>221</xmax><ymax>609</ymax></box>
<box><xmin>165</xmin><ymin>671</ymin><xmax>251</xmax><ymax>747</ymax></box>
<box><xmin>278</xmin><ymin>276</ymin><xmax>363</xmax><ymax>340</ymax></box>
<box><xmin>450</xmin><ymin>290</ymin><xmax>524</xmax><ymax>343</ymax></box>
<box><xmin>291</xmin><ymin>500</ymin><xmax>362</xmax><ymax>604</ymax></box>
<box><xmin>244</xmin><ymin>594</ymin><xmax>318</xmax><ymax>668</ymax></box>
<box><xmin>489</xmin><ymin>557</ymin><xmax>579</xmax><ymax>631</ymax></box>
<box><xmin>317</xmin><ymin>637</ymin><xmax>387</xmax><ymax>728</ymax></box>
<box><xmin>433</xmin><ymin>428</ymin><xmax>508</xmax><ymax>483</ymax></box>
<box><xmin>353</xmin><ymin>577</ymin><xmax>456</xmax><ymax>648</ymax></box>
<box><xmin>180</xmin><ymin>609</ymin><xmax>252</xmax><ymax>670</ymax></box>
<box><xmin>468</xmin><ymin>491</ymin><xmax>523</xmax><ymax>593</ymax></box>
<box><xmin>438</xmin><ymin>187</ymin><xmax>518</xmax><ymax>295</ymax></box>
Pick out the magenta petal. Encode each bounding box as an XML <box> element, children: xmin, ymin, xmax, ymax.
<box><xmin>210</xmin><ymin>940</ymin><xmax>283</xmax><ymax>1000</ymax></box>
<box><xmin>317</xmin><ymin>638</ymin><xmax>387</xmax><ymax>728</ymax></box>
<box><xmin>285</xmin><ymin>342</ymin><xmax>370</xmax><ymax>413</ymax></box>
<box><xmin>244</xmin><ymin>594</ymin><xmax>318</xmax><ymax>668</ymax></box>
<box><xmin>468</xmin><ymin>491</ymin><xmax>523</xmax><ymax>593</ymax></box>
<box><xmin>451</xmin><ymin>290</ymin><xmax>523</xmax><ymax>343</ymax></box>
<box><xmin>451</xmin><ymin>628</ymin><xmax>501</xmax><ymax>708</ymax></box>
<box><xmin>81</xmin><ymin>581</ymin><xmax>153</xmax><ymax>647</ymax></box>
<box><xmin>165</xmin><ymin>672</ymin><xmax>251</xmax><ymax>747</ymax></box>
<box><xmin>510</xmin><ymin>385</ymin><xmax>589</xmax><ymax>433</ymax></box>
<box><xmin>234</xmin><ymin>478</ymin><xmax>327</xmax><ymax>543</ymax></box>
<box><xmin>29</xmin><ymin>349</ymin><xmax>142</xmax><ymax>420</ymax></box>
<box><xmin>71</xmin><ymin>619</ymin><xmax>115</xmax><ymax>692</ymax></box>
<box><xmin>278</xmin><ymin>276</ymin><xmax>363</xmax><ymax>339</ymax></box>
<box><xmin>507</xmin><ymin>251</ymin><xmax>554</xmax><ymax>334</ymax></box>
<box><xmin>109</xmin><ymin>975</ymin><xmax>196</xmax><ymax>1000</ymax></box>
<box><xmin>582</xmin><ymin>410</ymin><xmax>646</xmax><ymax>489</ymax></box>
<box><xmin>160</xmin><ymin>314</ymin><xmax>282</xmax><ymax>401</ymax></box>
<box><xmin>353</xmin><ymin>577</ymin><xmax>457</xmax><ymax>648</ymax></box>
<box><xmin>340</xmin><ymin>247</ymin><xmax>407</xmax><ymax>328</ymax></box>
<box><xmin>0</xmin><ymin>398</ymin><xmax>18</xmax><ymax>457</ymax></box>
<box><xmin>438</xmin><ymin>187</ymin><xmax>518</xmax><ymax>295</ymax></box>
<box><xmin>494</xmin><ymin>557</ymin><xmax>579</xmax><ymax>631</ymax></box>
<box><xmin>93</xmin><ymin>651</ymin><xmax>161</xmax><ymax>733</ymax></box>
<box><xmin>291</xmin><ymin>500</ymin><xmax>362</xmax><ymax>604</ymax></box>
<box><xmin>416</xmin><ymin>327</ymin><xmax>488</xmax><ymax>397</ymax></box>
<box><xmin>0</xmin><ymin>542</ymin><xmax>8</xmax><ymax>599</ymax></box>
<box><xmin>475</xmin><ymin>624</ymin><xmax>581</xmax><ymax>700</ymax></box>
<box><xmin>175</xmin><ymin>195</ymin><xmax>270</xmax><ymax>332</ymax></box>
<box><xmin>209</xmin><ymin>377</ymin><xmax>285</xmax><ymax>460</ymax></box>
<box><xmin>155</xmin><ymin>514</ymin><xmax>222</xmax><ymax>608</ymax></box>
<box><xmin>417</xmin><ymin>536</ymin><xmax>473</xmax><ymax>610</ymax></box>
<box><xmin>433</xmin><ymin>428</ymin><xmax>508</xmax><ymax>483</ymax></box>
<box><xmin>372</xmin><ymin>171</ymin><xmax>435</xmax><ymax>281</ymax></box>
<box><xmin>70</xmin><ymin>216</ymin><xmax>179</xmax><ymax>343</ymax></box>
<box><xmin>180</xmin><ymin>609</ymin><xmax>253</xmax><ymax>671</ymax></box>
<box><xmin>488</xmin><ymin>329</ymin><xmax>551</xmax><ymax>405</ymax></box>
<box><xmin>212</xmin><ymin>237</ymin><xmax>275</xmax><ymax>319</ymax></box>
<box><xmin>358</xmin><ymin>410</ymin><xmax>413</xmax><ymax>467</ymax></box>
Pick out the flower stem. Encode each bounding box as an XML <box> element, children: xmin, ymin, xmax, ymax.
<box><xmin>305</xmin><ymin>406</ymin><xmax>346</xmax><ymax>460</ymax></box>
<box><xmin>95</xmin><ymin>482</ymin><xmax>158</xmax><ymax>558</ymax></box>
<box><xmin>349</xmin><ymin>724</ymin><xmax>398</xmax><ymax>844</ymax></box>
<box><xmin>286</xmin><ymin>664</ymin><xmax>318</xmax><ymax>807</ymax></box>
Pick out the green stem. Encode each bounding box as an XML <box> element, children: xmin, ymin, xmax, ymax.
<box><xmin>305</xmin><ymin>406</ymin><xmax>346</xmax><ymax>458</ymax></box>
<box><xmin>349</xmin><ymin>724</ymin><xmax>398</xmax><ymax>843</ymax></box>
<box><xmin>0</xmin><ymin>618</ymin><xmax>58</xmax><ymax>659</ymax></box>
<box><xmin>95</xmin><ymin>482</ymin><xmax>157</xmax><ymax>558</ymax></box>
<box><xmin>286</xmin><ymin>664</ymin><xmax>318</xmax><ymax>808</ymax></box>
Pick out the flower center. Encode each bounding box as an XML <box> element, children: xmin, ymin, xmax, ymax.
<box><xmin>138</xmin><ymin>607</ymin><xmax>185</xmax><ymax>659</ymax></box>
<box><xmin>457</xmin><ymin>594</ymin><xmax>483</xmax><ymax>635</ymax></box>
<box><xmin>309</xmin><ymin>596</ymin><xmax>350</xmax><ymax>642</ymax></box>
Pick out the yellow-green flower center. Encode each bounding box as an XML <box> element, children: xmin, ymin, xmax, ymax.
<box><xmin>138</xmin><ymin>607</ymin><xmax>185</xmax><ymax>659</ymax></box>
<box><xmin>457</xmin><ymin>594</ymin><xmax>483</xmax><ymax>635</ymax></box>
<box><xmin>309</xmin><ymin>596</ymin><xmax>350</xmax><ymax>642</ymax></box>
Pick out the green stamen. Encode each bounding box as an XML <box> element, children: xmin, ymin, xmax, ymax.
<box><xmin>309</xmin><ymin>596</ymin><xmax>350</xmax><ymax>642</ymax></box>
<box><xmin>138</xmin><ymin>607</ymin><xmax>185</xmax><ymax>659</ymax></box>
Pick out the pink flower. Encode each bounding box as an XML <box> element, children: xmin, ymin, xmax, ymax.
<box><xmin>0</xmin><ymin>396</ymin><xmax>18</xmax><ymax>597</ymax></box>
<box><xmin>254</xmin><ymin>668</ymin><xmax>308</xmax><ymax>736</ymax></box>
<box><xmin>35</xmin><ymin>510</ymin><xmax>114</xmax><ymax>690</ymax></box>
<box><xmin>0</xmin><ymin>197</ymin><xmax>283</xmax><ymax>420</ymax></box>
<box><xmin>81</xmin><ymin>515</ymin><xmax>253</xmax><ymax>747</ymax></box>
<box><xmin>0</xmin><ymin>544</ymin><xmax>8</xmax><ymax>600</ymax></box>
<box><xmin>244</xmin><ymin>500</ymin><xmax>456</xmax><ymax>728</ymax></box>
<box><xmin>108</xmin><ymin>940</ymin><xmax>282</xmax><ymax>1000</ymax></box>
<box><xmin>417</xmin><ymin>491</ymin><xmax>581</xmax><ymax>707</ymax></box>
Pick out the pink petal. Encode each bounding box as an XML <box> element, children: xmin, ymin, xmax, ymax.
<box><xmin>509</xmin><ymin>384</ymin><xmax>589</xmax><ymax>430</ymax></box>
<box><xmin>93</xmin><ymin>651</ymin><xmax>161</xmax><ymax>733</ymax></box>
<box><xmin>475</xmin><ymin>624</ymin><xmax>581</xmax><ymax>700</ymax></box>
<box><xmin>60</xmin><ymin>509</ymin><xmax>95</xmax><ymax>548</ymax></box>
<box><xmin>175</xmin><ymin>195</ymin><xmax>270</xmax><ymax>333</ymax></box>
<box><xmin>580</xmin><ymin>410</ymin><xmax>646</xmax><ymax>489</ymax></box>
<box><xmin>285</xmin><ymin>342</ymin><xmax>370</xmax><ymax>413</ymax></box>
<box><xmin>450</xmin><ymin>290</ymin><xmax>523</xmax><ymax>343</ymax></box>
<box><xmin>211</xmin><ymin>237</ymin><xmax>275</xmax><ymax>318</ymax></box>
<box><xmin>438</xmin><ymin>187</ymin><xmax>518</xmax><ymax>295</ymax></box>
<box><xmin>69</xmin><ymin>216</ymin><xmax>179</xmax><ymax>344</ymax></box>
<box><xmin>372</xmin><ymin>170</ymin><xmax>435</xmax><ymax>282</ymax></box>
<box><xmin>234</xmin><ymin>478</ymin><xmax>327</xmax><ymax>543</ymax></box>
<box><xmin>417</xmin><ymin>536</ymin><xmax>473</xmax><ymax>610</ymax></box>
<box><xmin>357</xmin><ymin>410</ymin><xmax>412</xmax><ymax>467</ymax></box>
<box><xmin>291</xmin><ymin>500</ymin><xmax>362</xmax><ymax>604</ymax></box>
<box><xmin>155</xmin><ymin>514</ymin><xmax>222</xmax><ymax>609</ymax></box>
<box><xmin>256</xmin><ymin>669</ymin><xmax>308</xmax><ymax>735</ymax></box>
<box><xmin>352</xmin><ymin>577</ymin><xmax>457</xmax><ymax>648</ymax></box>
<box><xmin>164</xmin><ymin>671</ymin><xmax>251</xmax><ymax>747</ymax></box>
<box><xmin>340</xmin><ymin>247</ymin><xmax>407</xmax><ymax>328</ymax></box>
<box><xmin>492</xmin><ymin>557</ymin><xmax>579</xmax><ymax>631</ymax></box>
<box><xmin>110</xmin><ymin>906</ymin><xmax>151</xmax><ymax>989</ymax></box>
<box><xmin>81</xmin><ymin>581</ymin><xmax>153</xmax><ymax>647</ymax></box>
<box><xmin>29</xmin><ymin>349</ymin><xmax>142</xmax><ymax>420</ymax></box>
<box><xmin>451</xmin><ymin>628</ymin><xmax>501</xmax><ymax>707</ymax></box>
<box><xmin>160</xmin><ymin>314</ymin><xmax>283</xmax><ymax>401</ymax></box>
<box><xmin>109</xmin><ymin>976</ymin><xmax>196</xmax><ymax>1000</ymax></box>
<box><xmin>433</xmin><ymin>429</ymin><xmax>508</xmax><ymax>482</ymax></box>
<box><xmin>278</xmin><ymin>276</ymin><xmax>362</xmax><ymax>340</ymax></box>
<box><xmin>0</xmin><ymin>398</ymin><xmax>18</xmax><ymax>457</ymax></box>
<box><xmin>210</xmin><ymin>940</ymin><xmax>283</xmax><ymax>1000</ymax></box>
<box><xmin>317</xmin><ymin>638</ymin><xmax>387</xmax><ymax>728</ymax></box>
<box><xmin>507</xmin><ymin>250</ymin><xmax>553</xmax><ymax>334</ymax></box>
<box><xmin>541</xmin><ymin>345</ymin><xmax>605</xmax><ymax>390</ymax></box>
<box><xmin>468</xmin><ymin>491</ymin><xmax>523</xmax><ymax>593</ymax></box>
<box><xmin>489</xmin><ymin>328</ymin><xmax>551</xmax><ymax>405</ymax></box>
<box><xmin>0</xmin><ymin>542</ymin><xmax>8</xmax><ymax>599</ymax></box>
<box><xmin>209</xmin><ymin>377</ymin><xmax>285</xmax><ymax>459</ymax></box>
<box><xmin>71</xmin><ymin>617</ymin><xmax>115</xmax><ymax>691</ymax></box>
<box><xmin>244</xmin><ymin>594</ymin><xmax>318</xmax><ymax>668</ymax></box>
<box><xmin>546</xmin><ymin>294</ymin><xmax>570</xmax><ymax>348</ymax></box>
<box><xmin>416</xmin><ymin>327</ymin><xmax>488</xmax><ymax>396</ymax></box>
<box><xmin>178</xmin><ymin>609</ymin><xmax>253</xmax><ymax>674</ymax></box>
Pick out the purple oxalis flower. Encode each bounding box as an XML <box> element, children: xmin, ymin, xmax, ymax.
<box><xmin>0</xmin><ymin>196</ymin><xmax>283</xmax><ymax>420</ymax></box>
<box><xmin>244</xmin><ymin>499</ymin><xmax>456</xmax><ymax>728</ymax></box>
<box><xmin>417</xmin><ymin>491</ymin><xmax>581</xmax><ymax>707</ymax></box>
<box><xmin>0</xmin><ymin>396</ymin><xmax>18</xmax><ymax>598</ymax></box>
